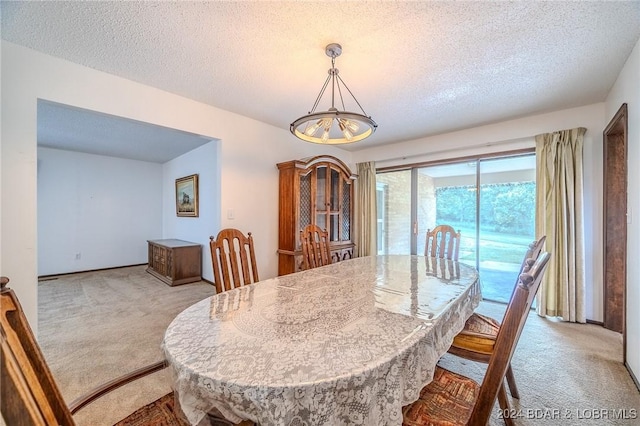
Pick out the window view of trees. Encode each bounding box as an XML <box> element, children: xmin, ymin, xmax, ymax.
<box><xmin>436</xmin><ymin>182</ymin><xmax>535</xmax><ymax>236</ymax></box>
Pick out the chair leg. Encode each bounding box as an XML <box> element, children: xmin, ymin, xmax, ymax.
<box><xmin>497</xmin><ymin>381</ymin><xmax>510</xmax><ymax>412</ymax></box>
<box><xmin>497</xmin><ymin>384</ymin><xmax>515</xmax><ymax>426</ymax></box>
<box><xmin>505</xmin><ymin>363</ymin><xmax>520</xmax><ymax>399</ymax></box>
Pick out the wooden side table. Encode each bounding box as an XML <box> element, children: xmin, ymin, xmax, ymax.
<box><xmin>147</xmin><ymin>239</ymin><xmax>201</xmax><ymax>286</ymax></box>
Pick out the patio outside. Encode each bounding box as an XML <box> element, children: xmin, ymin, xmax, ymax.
<box><xmin>456</xmin><ymin>227</ymin><xmax>533</xmax><ymax>303</ymax></box>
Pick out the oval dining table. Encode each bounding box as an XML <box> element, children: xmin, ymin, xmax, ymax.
<box><xmin>162</xmin><ymin>255</ymin><xmax>481</xmax><ymax>426</ymax></box>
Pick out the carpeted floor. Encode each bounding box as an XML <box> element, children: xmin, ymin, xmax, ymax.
<box><xmin>36</xmin><ymin>265</ymin><xmax>640</xmax><ymax>425</ymax></box>
<box><xmin>37</xmin><ymin>265</ymin><xmax>214</xmax><ymax>426</ymax></box>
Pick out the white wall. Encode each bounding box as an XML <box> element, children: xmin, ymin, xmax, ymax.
<box><xmin>37</xmin><ymin>148</ymin><xmax>163</xmax><ymax>275</ymax></box>
<box><xmin>606</xmin><ymin>37</ymin><xmax>640</xmax><ymax>382</ymax></box>
<box><xmin>353</xmin><ymin>103</ymin><xmax>607</xmax><ymax>322</ymax></box>
<box><xmin>38</xmin><ymin>141</ymin><xmax>221</xmax><ymax>281</ymax></box>
<box><xmin>0</xmin><ymin>41</ymin><xmax>351</xmax><ymax>331</ymax></box>
<box><xmin>162</xmin><ymin>141</ymin><xmax>220</xmax><ymax>282</ymax></box>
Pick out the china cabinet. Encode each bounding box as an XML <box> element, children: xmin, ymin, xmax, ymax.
<box><xmin>277</xmin><ymin>155</ymin><xmax>356</xmax><ymax>275</ymax></box>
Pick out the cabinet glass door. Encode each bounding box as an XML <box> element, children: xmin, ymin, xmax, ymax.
<box><xmin>330</xmin><ymin>168</ymin><xmax>340</xmax><ymax>211</ymax></box>
<box><xmin>341</xmin><ymin>179</ymin><xmax>351</xmax><ymax>242</ymax></box>
<box><xmin>315</xmin><ymin>165</ymin><xmax>328</xmax><ymax>231</ymax></box>
<box><xmin>306</xmin><ymin>162</ymin><xmax>353</xmax><ymax>243</ymax></box>
<box><xmin>300</xmin><ymin>172</ymin><xmax>312</xmax><ymax>232</ymax></box>
<box><xmin>329</xmin><ymin>167</ymin><xmax>341</xmax><ymax>241</ymax></box>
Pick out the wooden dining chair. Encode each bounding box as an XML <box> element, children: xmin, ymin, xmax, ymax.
<box><xmin>447</xmin><ymin>236</ymin><xmax>547</xmax><ymax>402</ymax></box>
<box><xmin>425</xmin><ymin>225</ymin><xmax>461</xmax><ymax>261</ymax></box>
<box><xmin>300</xmin><ymin>224</ymin><xmax>332</xmax><ymax>270</ymax></box>
<box><xmin>402</xmin><ymin>250</ymin><xmax>551</xmax><ymax>426</ymax></box>
<box><xmin>0</xmin><ymin>276</ymin><xmax>254</xmax><ymax>426</ymax></box>
<box><xmin>0</xmin><ymin>276</ymin><xmax>184</xmax><ymax>426</ymax></box>
<box><xmin>210</xmin><ymin>228</ymin><xmax>259</xmax><ymax>294</ymax></box>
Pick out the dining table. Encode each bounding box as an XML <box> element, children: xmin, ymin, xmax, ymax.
<box><xmin>162</xmin><ymin>255</ymin><xmax>481</xmax><ymax>426</ymax></box>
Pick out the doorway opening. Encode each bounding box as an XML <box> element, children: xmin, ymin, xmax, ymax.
<box><xmin>602</xmin><ymin>103</ymin><xmax>627</xmax><ymax>360</ymax></box>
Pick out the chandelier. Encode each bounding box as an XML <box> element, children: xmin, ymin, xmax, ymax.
<box><xmin>290</xmin><ymin>43</ymin><xmax>377</xmax><ymax>145</ymax></box>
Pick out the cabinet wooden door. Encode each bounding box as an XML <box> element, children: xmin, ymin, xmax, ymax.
<box><xmin>305</xmin><ymin>163</ymin><xmax>352</xmax><ymax>244</ymax></box>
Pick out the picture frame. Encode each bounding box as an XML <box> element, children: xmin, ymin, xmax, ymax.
<box><xmin>175</xmin><ymin>174</ymin><xmax>199</xmax><ymax>217</ymax></box>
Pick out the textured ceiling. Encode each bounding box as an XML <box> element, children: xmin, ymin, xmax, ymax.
<box><xmin>3</xmin><ymin>1</ymin><xmax>640</xmax><ymax>158</ymax></box>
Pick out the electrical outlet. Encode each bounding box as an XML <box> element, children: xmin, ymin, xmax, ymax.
<box><xmin>227</xmin><ymin>209</ymin><xmax>235</xmax><ymax>220</ymax></box>
<box><xmin>75</xmin><ymin>253</ymin><xmax>81</xmax><ymax>260</ymax></box>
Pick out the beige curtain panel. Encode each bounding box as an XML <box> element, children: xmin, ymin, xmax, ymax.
<box><xmin>535</xmin><ymin>127</ymin><xmax>586</xmax><ymax>323</ymax></box>
<box><xmin>355</xmin><ymin>161</ymin><xmax>377</xmax><ymax>257</ymax></box>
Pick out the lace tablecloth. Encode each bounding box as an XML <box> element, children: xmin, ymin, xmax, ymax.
<box><xmin>163</xmin><ymin>255</ymin><xmax>481</xmax><ymax>426</ymax></box>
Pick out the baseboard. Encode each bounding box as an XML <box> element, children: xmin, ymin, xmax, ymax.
<box><xmin>201</xmin><ymin>277</ymin><xmax>214</xmax><ymax>285</ymax></box>
<box><xmin>625</xmin><ymin>361</ymin><xmax>640</xmax><ymax>392</ymax></box>
<box><xmin>38</xmin><ymin>263</ymin><xmax>148</xmax><ymax>281</ymax></box>
<box><xmin>586</xmin><ymin>318</ymin><xmax>604</xmax><ymax>326</ymax></box>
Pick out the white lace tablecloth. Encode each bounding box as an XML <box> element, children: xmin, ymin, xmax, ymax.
<box><xmin>163</xmin><ymin>255</ymin><xmax>480</xmax><ymax>426</ymax></box>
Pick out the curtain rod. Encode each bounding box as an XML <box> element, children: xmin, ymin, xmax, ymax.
<box><xmin>372</xmin><ymin>136</ymin><xmax>534</xmax><ymax>167</ymax></box>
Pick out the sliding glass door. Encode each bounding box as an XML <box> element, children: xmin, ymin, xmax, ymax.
<box><xmin>376</xmin><ymin>153</ymin><xmax>535</xmax><ymax>303</ymax></box>
<box><xmin>477</xmin><ymin>156</ymin><xmax>536</xmax><ymax>302</ymax></box>
<box><xmin>376</xmin><ymin>170</ymin><xmax>412</xmax><ymax>254</ymax></box>
<box><xmin>416</xmin><ymin>162</ymin><xmax>477</xmax><ymax>262</ymax></box>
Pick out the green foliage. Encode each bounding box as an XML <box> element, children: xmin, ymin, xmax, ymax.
<box><xmin>436</xmin><ymin>182</ymin><xmax>535</xmax><ymax>235</ymax></box>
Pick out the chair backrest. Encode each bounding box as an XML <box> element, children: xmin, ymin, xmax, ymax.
<box><xmin>425</xmin><ymin>225</ymin><xmax>461</xmax><ymax>261</ymax></box>
<box><xmin>518</xmin><ymin>235</ymin><xmax>546</xmax><ymax>276</ymax></box>
<box><xmin>300</xmin><ymin>224</ymin><xmax>332</xmax><ymax>270</ymax></box>
<box><xmin>500</xmin><ymin>235</ymin><xmax>546</xmax><ymax>305</ymax></box>
<box><xmin>210</xmin><ymin>228</ymin><xmax>259</xmax><ymax>293</ymax></box>
<box><xmin>468</xmin><ymin>251</ymin><xmax>551</xmax><ymax>424</ymax></box>
<box><xmin>1</xmin><ymin>276</ymin><xmax>76</xmax><ymax>426</ymax></box>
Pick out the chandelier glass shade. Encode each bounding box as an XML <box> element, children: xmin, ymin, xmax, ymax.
<box><xmin>290</xmin><ymin>43</ymin><xmax>377</xmax><ymax>145</ymax></box>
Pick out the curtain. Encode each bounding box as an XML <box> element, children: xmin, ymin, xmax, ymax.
<box><xmin>535</xmin><ymin>127</ymin><xmax>586</xmax><ymax>323</ymax></box>
<box><xmin>355</xmin><ymin>162</ymin><xmax>377</xmax><ymax>257</ymax></box>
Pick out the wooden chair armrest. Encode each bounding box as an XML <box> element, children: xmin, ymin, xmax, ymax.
<box><xmin>68</xmin><ymin>360</ymin><xmax>167</xmax><ymax>414</ymax></box>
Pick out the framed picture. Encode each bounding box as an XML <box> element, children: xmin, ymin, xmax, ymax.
<box><xmin>175</xmin><ymin>174</ymin><xmax>199</xmax><ymax>217</ymax></box>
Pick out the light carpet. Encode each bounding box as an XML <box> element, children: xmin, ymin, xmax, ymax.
<box><xmin>36</xmin><ymin>265</ymin><xmax>640</xmax><ymax>425</ymax></box>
